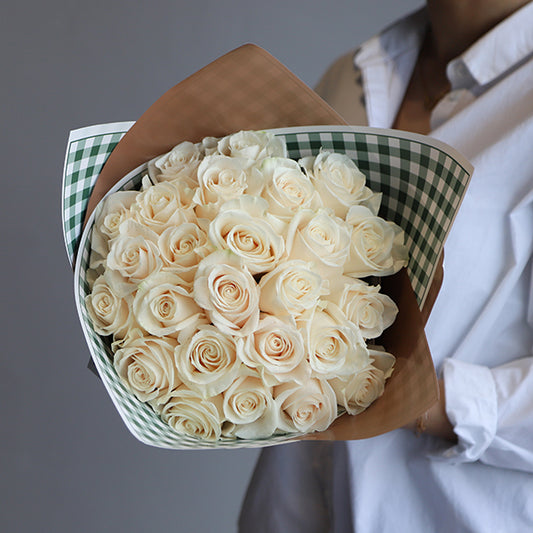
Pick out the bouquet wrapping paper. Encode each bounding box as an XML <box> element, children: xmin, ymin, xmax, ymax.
<box><xmin>62</xmin><ymin>45</ymin><xmax>473</xmax><ymax>449</ymax></box>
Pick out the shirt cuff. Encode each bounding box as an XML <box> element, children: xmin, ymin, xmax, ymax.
<box><xmin>436</xmin><ymin>359</ymin><xmax>498</xmax><ymax>463</ymax></box>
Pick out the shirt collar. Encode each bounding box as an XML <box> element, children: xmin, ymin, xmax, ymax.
<box><xmin>354</xmin><ymin>9</ymin><xmax>427</xmax><ymax>128</ymax></box>
<box><xmin>448</xmin><ymin>1</ymin><xmax>533</xmax><ymax>90</ymax></box>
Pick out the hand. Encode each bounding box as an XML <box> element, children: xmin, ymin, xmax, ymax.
<box><xmin>404</xmin><ymin>379</ymin><xmax>456</xmax><ymax>441</ymax></box>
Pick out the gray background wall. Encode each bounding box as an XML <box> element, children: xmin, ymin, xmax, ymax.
<box><xmin>1</xmin><ymin>1</ymin><xmax>421</xmax><ymax>532</ymax></box>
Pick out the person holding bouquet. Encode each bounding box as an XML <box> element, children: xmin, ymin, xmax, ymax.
<box><xmin>240</xmin><ymin>0</ymin><xmax>533</xmax><ymax>531</ymax></box>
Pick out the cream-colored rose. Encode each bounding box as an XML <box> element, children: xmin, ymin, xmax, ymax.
<box><xmin>193</xmin><ymin>251</ymin><xmax>260</xmax><ymax>336</ymax></box>
<box><xmin>106</xmin><ymin>220</ymin><xmax>162</xmax><ymax>284</ymax></box>
<box><xmin>330</xmin><ymin>278</ymin><xmax>398</xmax><ymax>339</ymax></box>
<box><xmin>367</xmin><ymin>346</ymin><xmax>396</xmax><ymax>378</ymax></box>
<box><xmin>286</xmin><ymin>208</ymin><xmax>351</xmax><ymax>280</ymax></box>
<box><xmin>90</xmin><ymin>191</ymin><xmax>138</xmax><ymax>269</ymax></box>
<box><xmin>130</xmin><ymin>180</ymin><xmax>196</xmax><ymax>234</ymax></box>
<box><xmin>174</xmin><ymin>324</ymin><xmax>241</xmax><ymax>397</ymax></box>
<box><xmin>304</xmin><ymin>302</ymin><xmax>370</xmax><ymax>379</ymax></box>
<box><xmin>208</xmin><ymin>196</ymin><xmax>285</xmax><ymax>275</ymax></box>
<box><xmin>158</xmin><ymin>221</ymin><xmax>213</xmax><ymax>285</ymax></box>
<box><xmin>217</xmin><ymin>130</ymin><xmax>287</xmax><ymax>161</ymax></box>
<box><xmin>85</xmin><ymin>272</ymin><xmax>133</xmax><ymax>339</ymax></box>
<box><xmin>260</xmin><ymin>157</ymin><xmax>321</xmax><ymax>221</ymax></box>
<box><xmin>300</xmin><ymin>151</ymin><xmax>380</xmax><ymax>218</ymax></box>
<box><xmin>193</xmin><ymin>155</ymin><xmax>264</xmax><ymax>218</ymax></box>
<box><xmin>329</xmin><ymin>348</ymin><xmax>395</xmax><ymax>415</ymax></box>
<box><xmin>275</xmin><ymin>377</ymin><xmax>337</xmax><ymax>434</ymax></box>
<box><xmin>239</xmin><ymin>314</ymin><xmax>309</xmax><ymax>386</ymax></box>
<box><xmin>258</xmin><ymin>260</ymin><xmax>327</xmax><ymax>322</ymax></box>
<box><xmin>160</xmin><ymin>385</ymin><xmax>224</xmax><ymax>441</ymax></box>
<box><xmin>148</xmin><ymin>141</ymin><xmax>202</xmax><ymax>183</ymax></box>
<box><xmin>113</xmin><ymin>333</ymin><xmax>180</xmax><ymax>407</ymax></box>
<box><xmin>198</xmin><ymin>136</ymin><xmax>219</xmax><ymax>156</ymax></box>
<box><xmin>222</xmin><ymin>376</ymin><xmax>278</xmax><ymax>439</ymax></box>
<box><xmin>344</xmin><ymin>205</ymin><xmax>409</xmax><ymax>278</ymax></box>
<box><xmin>132</xmin><ymin>272</ymin><xmax>205</xmax><ymax>337</ymax></box>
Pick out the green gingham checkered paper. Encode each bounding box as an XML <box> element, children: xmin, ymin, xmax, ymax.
<box><xmin>66</xmin><ymin>124</ymin><xmax>473</xmax><ymax>450</ymax></box>
<box><xmin>62</xmin><ymin>122</ymin><xmax>134</xmax><ymax>264</ymax></box>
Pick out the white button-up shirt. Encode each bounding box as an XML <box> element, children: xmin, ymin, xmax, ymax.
<box><xmin>356</xmin><ymin>3</ymin><xmax>533</xmax><ymax>468</ymax></box>
<box><xmin>240</xmin><ymin>4</ymin><xmax>533</xmax><ymax>532</ymax></box>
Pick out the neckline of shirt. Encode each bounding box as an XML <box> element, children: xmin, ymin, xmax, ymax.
<box><xmin>354</xmin><ymin>3</ymin><xmax>533</xmax><ymax>127</ymax></box>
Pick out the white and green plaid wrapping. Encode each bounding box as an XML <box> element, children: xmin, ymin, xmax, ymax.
<box><xmin>64</xmin><ymin>124</ymin><xmax>473</xmax><ymax>450</ymax></box>
<box><xmin>62</xmin><ymin>122</ymin><xmax>134</xmax><ymax>262</ymax></box>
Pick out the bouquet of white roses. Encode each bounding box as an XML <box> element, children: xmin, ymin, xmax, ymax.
<box><xmin>84</xmin><ymin>130</ymin><xmax>408</xmax><ymax>442</ymax></box>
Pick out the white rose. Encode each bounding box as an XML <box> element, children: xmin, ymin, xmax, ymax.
<box><xmin>258</xmin><ymin>260</ymin><xmax>327</xmax><ymax>322</ymax></box>
<box><xmin>106</xmin><ymin>220</ymin><xmax>162</xmax><ymax>284</ymax></box>
<box><xmin>222</xmin><ymin>376</ymin><xmax>278</xmax><ymax>439</ymax></box>
<box><xmin>193</xmin><ymin>251</ymin><xmax>260</xmax><ymax>336</ymax></box>
<box><xmin>367</xmin><ymin>346</ymin><xmax>396</xmax><ymax>378</ymax></box>
<box><xmin>174</xmin><ymin>324</ymin><xmax>241</xmax><ymax>397</ymax></box>
<box><xmin>85</xmin><ymin>272</ymin><xmax>133</xmax><ymax>339</ymax></box>
<box><xmin>260</xmin><ymin>157</ymin><xmax>321</xmax><ymax>221</ymax></box>
<box><xmin>329</xmin><ymin>348</ymin><xmax>395</xmax><ymax>415</ymax></box>
<box><xmin>304</xmin><ymin>302</ymin><xmax>370</xmax><ymax>379</ymax></box>
<box><xmin>90</xmin><ymin>191</ymin><xmax>138</xmax><ymax>269</ymax></box>
<box><xmin>217</xmin><ymin>130</ymin><xmax>287</xmax><ymax>161</ymax></box>
<box><xmin>275</xmin><ymin>378</ymin><xmax>337</xmax><ymax>434</ymax></box>
<box><xmin>113</xmin><ymin>333</ymin><xmax>180</xmax><ymax>407</ymax></box>
<box><xmin>132</xmin><ymin>272</ymin><xmax>205</xmax><ymax>337</ymax></box>
<box><xmin>193</xmin><ymin>155</ymin><xmax>264</xmax><ymax>218</ymax></box>
<box><xmin>160</xmin><ymin>385</ymin><xmax>224</xmax><ymax>441</ymax></box>
<box><xmin>239</xmin><ymin>314</ymin><xmax>309</xmax><ymax>386</ymax></box>
<box><xmin>344</xmin><ymin>205</ymin><xmax>409</xmax><ymax>278</ymax></box>
<box><xmin>286</xmin><ymin>208</ymin><xmax>351</xmax><ymax>280</ymax></box>
<box><xmin>148</xmin><ymin>141</ymin><xmax>202</xmax><ymax>183</ymax></box>
<box><xmin>158</xmin><ymin>221</ymin><xmax>213</xmax><ymax>285</ymax></box>
<box><xmin>198</xmin><ymin>136</ymin><xmax>219</xmax><ymax>156</ymax></box>
<box><xmin>208</xmin><ymin>196</ymin><xmax>285</xmax><ymax>275</ymax></box>
<box><xmin>131</xmin><ymin>180</ymin><xmax>196</xmax><ymax>234</ymax></box>
<box><xmin>300</xmin><ymin>151</ymin><xmax>379</xmax><ymax>218</ymax></box>
<box><xmin>330</xmin><ymin>278</ymin><xmax>398</xmax><ymax>339</ymax></box>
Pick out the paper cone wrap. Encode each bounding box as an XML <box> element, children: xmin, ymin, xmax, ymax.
<box><xmin>62</xmin><ymin>45</ymin><xmax>473</xmax><ymax>449</ymax></box>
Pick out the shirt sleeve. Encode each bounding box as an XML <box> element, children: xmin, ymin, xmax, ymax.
<box><xmin>436</xmin><ymin>357</ymin><xmax>533</xmax><ymax>472</ymax></box>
